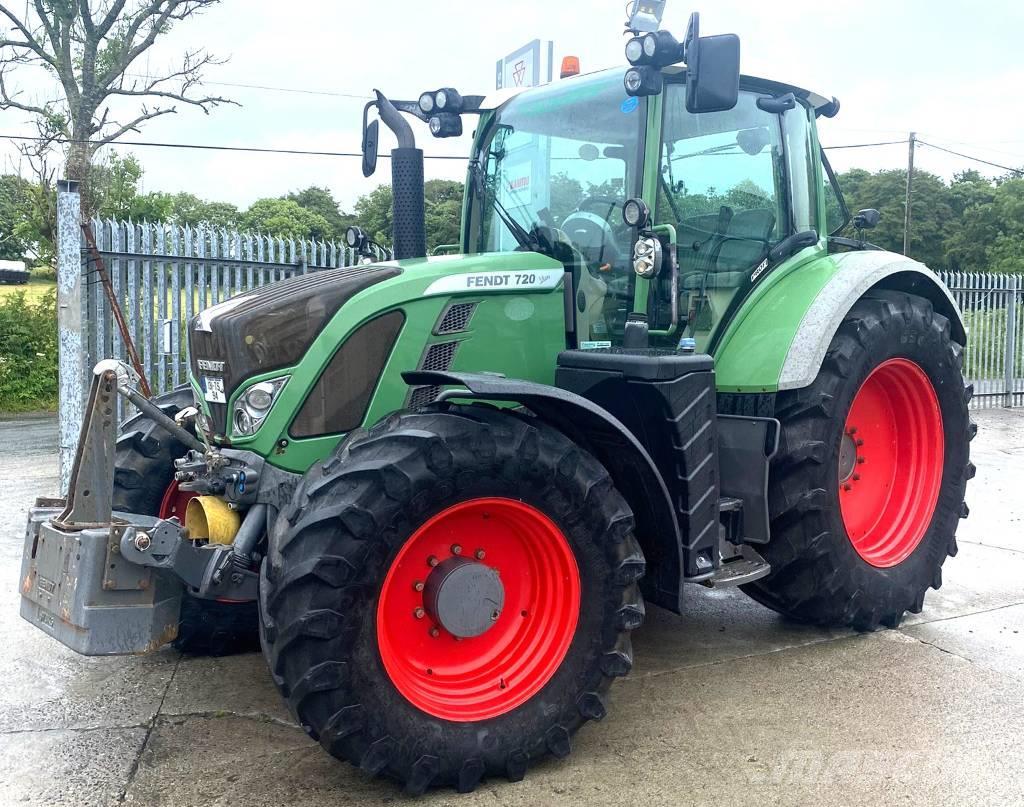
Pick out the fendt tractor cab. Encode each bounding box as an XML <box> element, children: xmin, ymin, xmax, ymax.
<box><xmin>21</xmin><ymin>3</ymin><xmax>973</xmax><ymax>794</ymax></box>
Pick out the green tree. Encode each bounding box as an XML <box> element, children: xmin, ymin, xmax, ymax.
<box><xmin>835</xmin><ymin>168</ymin><xmax>956</xmax><ymax>269</ymax></box>
<box><xmin>242</xmin><ymin>198</ymin><xmax>332</xmax><ymax>240</ymax></box>
<box><xmin>130</xmin><ymin>191</ymin><xmax>240</xmax><ymax>229</ymax></box>
<box><xmin>93</xmin><ymin>153</ymin><xmax>143</xmax><ymax>220</ymax></box>
<box><xmin>0</xmin><ymin>174</ymin><xmax>32</xmax><ymax>260</ymax></box>
<box><xmin>953</xmin><ymin>178</ymin><xmax>1024</xmax><ymax>274</ymax></box>
<box><xmin>352</xmin><ymin>180</ymin><xmax>464</xmax><ymax>252</ymax></box>
<box><xmin>286</xmin><ymin>186</ymin><xmax>354</xmax><ymax>240</ymax></box>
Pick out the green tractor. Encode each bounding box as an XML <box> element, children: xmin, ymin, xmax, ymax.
<box><xmin>21</xmin><ymin>5</ymin><xmax>973</xmax><ymax>794</ymax></box>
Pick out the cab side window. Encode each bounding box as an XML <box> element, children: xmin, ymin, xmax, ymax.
<box><xmin>655</xmin><ymin>88</ymin><xmax>788</xmax><ymax>286</ymax></box>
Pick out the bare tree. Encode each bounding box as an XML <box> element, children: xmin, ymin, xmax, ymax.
<box><xmin>0</xmin><ymin>1</ymin><xmax>235</xmax><ymax>210</ymax></box>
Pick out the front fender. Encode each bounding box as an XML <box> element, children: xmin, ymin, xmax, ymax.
<box><xmin>713</xmin><ymin>250</ymin><xmax>965</xmax><ymax>393</ymax></box>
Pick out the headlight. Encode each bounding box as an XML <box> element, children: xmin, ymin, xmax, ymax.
<box><xmin>232</xmin><ymin>376</ymin><xmax>288</xmax><ymax>437</ymax></box>
<box><xmin>642</xmin><ymin>33</ymin><xmax>658</xmax><ymax>58</ymax></box>
<box><xmin>418</xmin><ymin>92</ymin><xmax>434</xmax><ymax>113</ymax></box>
<box><xmin>435</xmin><ymin>89</ymin><xmax>448</xmax><ymax>110</ymax></box>
<box><xmin>633</xmin><ymin>235</ymin><xmax>662</xmax><ymax>278</ymax></box>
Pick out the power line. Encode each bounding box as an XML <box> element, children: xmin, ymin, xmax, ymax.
<box><xmin>0</xmin><ymin>133</ymin><xmax>466</xmax><ymax>160</ymax></box>
<box><xmin>823</xmin><ymin>140</ymin><xmax>906</xmax><ymax>150</ymax></box>
<box><xmin>916</xmin><ymin>140</ymin><xmax>1023</xmax><ymax>176</ymax></box>
<box><xmin>125</xmin><ymin>73</ymin><xmax>371</xmax><ymax>101</ymax></box>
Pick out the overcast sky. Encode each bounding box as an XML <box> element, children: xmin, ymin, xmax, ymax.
<box><xmin>1</xmin><ymin>0</ymin><xmax>1022</xmax><ymax>211</ymax></box>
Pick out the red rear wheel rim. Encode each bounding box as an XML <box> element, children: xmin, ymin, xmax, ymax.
<box><xmin>839</xmin><ymin>358</ymin><xmax>944</xmax><ymax>568</ymax></box>
<box><xmin>159</xmin><ymin>480</ymin><xmax>197</xmax><ymax>521</ymax></box>
<box><xmin>376</xmin><ymin>497</ymin><xmax>581</xmax><ymax>722</ymax></box>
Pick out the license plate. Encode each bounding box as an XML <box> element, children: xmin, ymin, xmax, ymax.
<box><xmin>203</xmin><ymin>376</ymin><xmax>226</xmax><ymax>403</ymax></box>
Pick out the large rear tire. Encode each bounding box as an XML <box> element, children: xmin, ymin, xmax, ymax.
<box><xmin>113</xmin><ymin>387</ymin><xmax>259</xmax><ymax>655</ymax></box>
<box><xmin>743</xmin><ymin>290</ymin><xmax>975</xmax><ymax>629</ymax></box>
<box><xmin>259</xmin><ymin>404</ymin><xmax>645</xmax><ymax>793</ymax></box>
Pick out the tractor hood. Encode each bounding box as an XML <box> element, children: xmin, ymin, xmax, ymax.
<box><xmin>189</xmin><ymin>264</ymin><xmax>401</xmax><ymax>429</ymax></box>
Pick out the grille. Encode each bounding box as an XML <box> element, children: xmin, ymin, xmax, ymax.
<box><xmin>409</xmin><ymin>385</ymin><xmax>442</xmax><ymax>409</ymax></box>
<box><xmin>421</xmin><ymin>341</ymin><xmax>459</xmax><ymax>372</ymax></box>
<box><xmin>435</xmin><ymin>302</ymin><xmax>476</xmax><ymax>335</ymax></box>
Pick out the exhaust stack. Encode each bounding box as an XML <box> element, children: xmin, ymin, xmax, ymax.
<box><xmin>374</xmin><ymin>91</ymin><xmax>426</xmax><ymax>260</ymax></box>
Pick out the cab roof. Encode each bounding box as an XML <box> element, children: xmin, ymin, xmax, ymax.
<box><xmin>480</xmin><ymin>66</ymin><xmax>834</xmax><ymax>117</ymax></box>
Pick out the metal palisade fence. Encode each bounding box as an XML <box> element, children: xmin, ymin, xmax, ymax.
<box><xmin>55</xmin><ymin>182</ymin><xmax>366</xmax><ymax>490</ymax></box>
<box><xmin>938</xmin><ymin>271</ymin><xmax>1023</xmax><ymax>410</ymax></box>
<box><xmin>81</xmin><ymin>215</ymin><xmax>360</xmax><ymax>401</ymax></box>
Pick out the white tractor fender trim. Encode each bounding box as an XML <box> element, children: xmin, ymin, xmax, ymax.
<box><xmin>777</xmin><ymin>254</ymin><xmax>964</xmax><ymax>391</ymax></box>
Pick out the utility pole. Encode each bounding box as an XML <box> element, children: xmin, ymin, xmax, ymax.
<box><xmin>903</xmin><ymin>131</ymin><xmax>916</xmax><ymax>255</ymax></box>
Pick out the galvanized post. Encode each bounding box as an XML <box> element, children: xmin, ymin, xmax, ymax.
<box><xmin>1006</xmin><ymin>275</ymin><xmax>1018</xmax><ymax>408</ymax></box>
<box><xmin>56</xmin><ymin>180</ymin><xmax>84</xmax><ymax>495</ymax></box>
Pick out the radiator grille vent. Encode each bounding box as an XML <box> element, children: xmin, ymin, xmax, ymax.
<box><xmin>435</xmin><ymin>302</ymin><xmax>476</xmax><ymax>335</ymax></box>
<box><xmin>421</xmin><ymin>341</ymin><xmax>459</xmax><ymax>372</ymax></box>
<box><xmin>409</xmin><ymin>385</ymin><xmax>442</xmax><ymax>409</ymax></box>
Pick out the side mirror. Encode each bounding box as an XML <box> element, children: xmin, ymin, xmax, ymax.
<box><xmin>362</xmin><ymin>119</ymin><xmax>379</xmax><ymax>178</ymax></box>
<box><xmin>853</xmin><ymin>208</ymin><xmax>880</xmax><ymax>230</ymax></box>
<box><xmin>683</xmin><ymin>12</ymin><xmax>740</xmax><ymax>114</ymax></box>
<box><xmin>685</xmin><ymin>33</ymin><xmax>741</xmax><ymax>113</ymax></box>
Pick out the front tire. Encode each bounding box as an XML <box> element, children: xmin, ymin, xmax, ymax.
<box><xmin>744</xmin><ymin>290</ymin><xmax>975</xmax><ymax>629</ymax></box>
<box><xmin>259</xmin><ymin>405</ymin><xmax>645</xmax><ymax>793</ymax></box>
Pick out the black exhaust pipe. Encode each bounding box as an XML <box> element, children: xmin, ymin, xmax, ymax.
<box><xmin>374</xmin><ymin>91</ymin><xmax>426</xmax><ymax>260</ymax></box>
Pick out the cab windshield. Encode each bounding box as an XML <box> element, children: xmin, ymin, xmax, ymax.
<box><xmin>467</xmin><ymin>72</ymin><xmax>646</xmax><ymax>344</ymax></box>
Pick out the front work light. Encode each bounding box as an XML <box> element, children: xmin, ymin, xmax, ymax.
<box><xmin>622</xmin><ymin>198</ymin><xmax>651</xmax><ymax>229</ymax></box>
<box><xmin>625</xmin><ymin>36</ymin><xmax>645</xmax><ymax>64</ymax></box>
<box><xmin>345</xmin><ymin>225</ymin><xmax>365</xmax><ymax>249</ymax></box>
<box><xmin>429</xmin><ymin>113</ymin><xmax>463</xmax><ymax>138</ymax></box>
<box><xmin>624</xmin><ymin>66</ymin><xmax>664</xmax><ymax>97</ymax></box>
<box><xmin>418</xmin><ymin>92</ymin><xmax>435</xmax><ymax>113</ymax></box>
<box><xmin>633</xmin><ymin>234</ymin><xmax>663</xmax><ymax>279</ymax></box>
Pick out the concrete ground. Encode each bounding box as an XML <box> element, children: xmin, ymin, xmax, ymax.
<box><xmin>1</xmin><ymin>410</ymin><xmax>1023</xmax><ymax>807</ymax></box>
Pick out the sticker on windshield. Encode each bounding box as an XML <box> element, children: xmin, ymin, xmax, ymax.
<box><xmin>422</xmin><ymin>269</ymin><xmax>564</xmax><ymax>297</ymax></box>
<box><xmin>621</xmin><ymin>96</ymin><xmax>639</xmax><ymax>114</ymax></box>
<box><xmin>580</xmin><ymin>340</ymin><xmax>612</xmax><ymax>350</ymax></box>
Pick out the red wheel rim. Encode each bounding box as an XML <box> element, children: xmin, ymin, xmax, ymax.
<box><xmin>376</xmin><ymin>498</ymin><xmax>581</xmax><ymax>722</ymax></box>
<box><xmin>159</xmin><ymin>480</ymin><xmax>197</xmax><ymax>521</ymax></box>
<box><xmin>839</xmin><ymin>358</ymin><xmax>944</xmax><ymax>568</ymax></box>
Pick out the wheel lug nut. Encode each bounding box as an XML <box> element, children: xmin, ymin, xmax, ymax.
<box><xmin>429</xmin><ymin>627</ymin><xmax>440</xmax><ymax>638</ymax></box>
<box><xmin>413</xmin><ymin>580</ymin><xmax>424</xmax><ymax>592</ymax></box>
<box><xmin>848</xmin><ymin>427</ymin><xmax>857</xmax><ymax>435</ymax></box>
<box><xmin>843</xmin><ymin>483</ymin><xmax>853</xmax><ymax>492</ymax></box>
<box><xmin>427</xmin><ymin>555</ymin><xmax>438</xmax><ymax>567</ymax></box>
<box><xmin>855</xmin><ymin>439</ymin><xmax>864</xmax><ymax>447</ymax></box>
<box><xmin>413</xmin><ymin>607</ymin><xmax>425</xmax><ymax>619</ymax></box>
<box><xmin>475</xmin><ymin>548</ymin><xmax>485</xmax><ymax>560</ymax></box>
<box><xmin>451</xmin><ymin>544</ymin><xmax>462</xmax><ymax>555</ymax></box>
<box><xmin>853</xmin><ymin>473</ymin><xmax>861</xmax><ymax>481</ymax></box>
<box><xmin>857</xmin><ymin>457</ymin><xmax>866</xmax><ymax>464</ymax></box>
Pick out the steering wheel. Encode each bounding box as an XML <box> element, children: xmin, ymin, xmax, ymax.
<box><xmin>561</xmin><ymin>196</ymin><xmax>626</xmax><ymax>269</ymax></box>
<box><xmin>576</xmin><ymin>195</ymin><xmax>625</xmax><ymax>223</ymax></box>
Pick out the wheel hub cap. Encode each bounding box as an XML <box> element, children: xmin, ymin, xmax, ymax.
<box><xmin>423</xmin><ymin>557</ymin><xmax>505</xmax><ymax>638</ymax></box>
<box><xmin>376</xmin><ymin>497</ymin><xmax>581</xmax><ymax>722</ymax></box>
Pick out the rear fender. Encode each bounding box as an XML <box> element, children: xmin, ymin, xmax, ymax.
<box><xmin>713</xmin><ymin>250</ymin><xmax>965</xmax><ymax>393</ymax></box>
<box><xmin>403</xmin><ymin>370</ymin><xmax>686</xmax><ymax>613</ymax></box>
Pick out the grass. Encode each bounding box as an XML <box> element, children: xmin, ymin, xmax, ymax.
<box><xmin>0</xmin><ymin>279</ymin><xmax>56</xmax><ymax>303</ymax></box>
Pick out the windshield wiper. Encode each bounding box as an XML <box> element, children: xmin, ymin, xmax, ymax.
<box><xmin>470</xmin><ymin>160</ymin><xmax>538</xmax><ymax>251</ymax></box>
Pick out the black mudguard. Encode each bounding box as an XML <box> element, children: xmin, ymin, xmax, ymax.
<box><xmin>403</xmin><ymin>370</ymin><xmax>686</xmax><ymax>613</ymax></box>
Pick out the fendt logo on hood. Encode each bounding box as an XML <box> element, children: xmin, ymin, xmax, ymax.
<box><xmin>422</xmin><ymin>269</ymin><xmax>563</xmax><ymax>297</ymax></box>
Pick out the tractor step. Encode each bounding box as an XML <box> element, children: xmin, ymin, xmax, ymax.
<box><xmin>702</xmin><ymin>546</ymin><xmax>771</xmax><ymax>588</ymax></box>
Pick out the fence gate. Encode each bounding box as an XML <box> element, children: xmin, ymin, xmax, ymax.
<box><xmin>56</xmin><ymin>182</ymin><xmax>361</xmax><ymax>492</ymax></box>
<box><xmin>939</xmin><ymin>271</ymin><xmax>1023</xmax><ymax>410</ymax></box>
